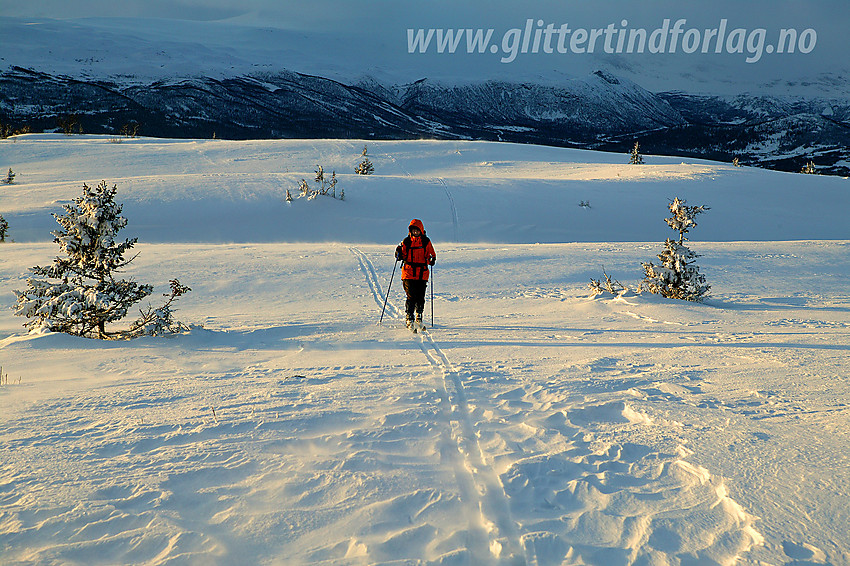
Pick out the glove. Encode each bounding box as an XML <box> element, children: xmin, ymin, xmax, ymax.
<box><xmin>395</xmin><ymin>245</ymin><xmax>403</xmax><ymax>261</ymax></box>
<box><xmin>428</xmin><ymin>257</ymin><xmax>436</xmax><ymax>266</ymax></box>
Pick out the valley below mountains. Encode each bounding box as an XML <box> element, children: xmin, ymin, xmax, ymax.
<box><xmin>2</xmin><ymin>65</ymin><xmax>849</xmax><ymax>176</ymax></box>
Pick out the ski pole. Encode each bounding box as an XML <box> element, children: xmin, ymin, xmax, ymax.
<box><xmin>380</xmin><ymin>260</ymin><xmax>398</xmax><ymax>324</ymax></box>
<box><xmin>430</xmin><ymin>264</ymin><xmax>434</xmax><ymax>328</ymax></box>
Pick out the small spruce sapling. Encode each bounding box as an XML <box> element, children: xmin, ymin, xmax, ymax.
<box><xmin>355</xmin><ymin>145</ymin><xmax>374</xmax><ymax>175</ymax></box>
<box><xmin>629</xmin><ymin>141</ymin><xmax>644</xmax><ymax>165</ymax></box>
<box><xmin>298</xmin><ymin>178</ymin><xmax>311</xmax><ymax>198</ymax></box>
<box><xmin>589</xmin><ymin>267</ymin><xmax>627</xmax><ymax>297</ymax></box>
<box><xmin>125</xmin><ymin>279</ymin><xmax>192</xmax><ymax>337</ymax></box>
<box><xmin>0</xmin><ymin>214</ymin><xmax>8</xmax><ymax>242</ymax></box>
<box><xmin>641</xmin><ymin>197</ymin><xmax>710</xmax><ymax>302</ymax></box>
<box><xmin>3</xmin><ymin>168</ymin><xmax>15</xmax><ymax>184</ymax></box>
<box><xmin>314</xmin><ymin>165</ymin><xmax>338</xmax><ymax>198</ymax></box>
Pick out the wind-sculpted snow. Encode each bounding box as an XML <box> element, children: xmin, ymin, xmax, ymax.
<box><xmin>1</xmin><ymin>138</ymin><xmax>849</xmax><ymax>565</ymax></box>
<box><xmin>498</xmin><ymin>400</ymin><xmax>762</xmax><ymax>565</ymax></box>
<box><xmin>352</xmin><ymin>247</ymin><xmax>762</xmax><ymax>565</ymax></box>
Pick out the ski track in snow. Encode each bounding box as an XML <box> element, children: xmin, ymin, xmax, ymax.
<box><xmin>376</xmin><ymin>149</ymin><xmax>458</xmax><ymax>242</ymax></box>
<box><xmin>351</xmin><ymin>246</ymin><xmax>527</xmax><ymax>564</ymax></box>
<box><xmin>350</xmin><ymin>247</ymin><xmax>764</xmax><ymax>566</ymax></box>
<box><xmin>435</xmin><ymin>177</ymin><xmax>459</xmax><ymax>244</ymax></box>
<box><xmin>415</xmin><ymin>330</ymin><xmax>527</xmax><ymax>565</ymax></box>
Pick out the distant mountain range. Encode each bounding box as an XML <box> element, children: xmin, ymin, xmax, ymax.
<box><xmin>2</xmin><ymin>65</ymin><xmax>849</xmax><ymax>176</ymax></box>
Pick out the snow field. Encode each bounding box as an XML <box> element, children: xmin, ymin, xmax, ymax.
<box><xmin>1</xmin><ymin>136</ymin><xmax>849</xmax><ymax>565</ymax></box>
<box><xmin>2</xmin><ymin>135</ymin><xmax>849</xmax><ymax>245</ymax></box>
<box><xmin>354</xmin><ymin>247</ymin><xmax>765</xmax><ymax>565</ymax></box>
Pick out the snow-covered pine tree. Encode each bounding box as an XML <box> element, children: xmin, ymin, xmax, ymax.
<box><xmin>663</xmin><ymin>196</ymin><xmax>708</xmax><ymax>241</ymax></box>
<box><xmin>12</xmin><ymin>181</ymin><xmax>187</xmax><ymax>339</ymax></box>
<box><xmin>629</xmin><ymin>141</ymin><xmax>644</xmax><ymax>165</ymax></box>
<box><xmin>3</xmin><ymin>168</ymin><xmax>15</xmax><ymax>184</ymax></box>
<box><xmin>0</xmin><ymin>214</ymin><xmax>8</xmax><ymax>242</ymax></box>
<box><xmin>641</xmin><ymin>197</ymin><xmax>710</xmax><ymax>302</ymax></box>
<box><xmin>355</xmin><ymin>145</ymin><xmax>374</xmax><ymax>175</ymax></box>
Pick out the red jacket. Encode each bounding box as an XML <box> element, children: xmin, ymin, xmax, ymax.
<box><xmin>399</xmin><ymin>219</ymin><xmax>436</xmax><ymax>281</ymax></box>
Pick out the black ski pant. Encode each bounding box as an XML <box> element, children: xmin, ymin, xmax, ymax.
<box><xmin>402</xmin><ymin>279</ymin><xmax>428</xmax><ymax>319</ymax></box>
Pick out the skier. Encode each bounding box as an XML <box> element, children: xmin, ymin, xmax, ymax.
<box><xmin>395</xmin><ymin>219</ymin><xmax>436</xmax><ymax>330</ymax></box>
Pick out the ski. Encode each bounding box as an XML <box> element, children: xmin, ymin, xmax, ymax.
<box><xmin>406</xmin><ymin>320</ymin><xmax>426</xmax><ymax>333</ymax></box>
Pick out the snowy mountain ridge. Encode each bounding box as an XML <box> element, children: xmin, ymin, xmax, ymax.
<box><xmin>2</xmin><ymin>16</ymin><xmax>847</xmax><ymax>96</ymax></box>
<box><xmin>2</xmin><ymin>15</ymin><xmax>850</xmax><ymax>175</ymax></box>
<box><xmin>5</xmin><ymin>64</ymin><xmax>850</xmax><ymax>176</ymax></box>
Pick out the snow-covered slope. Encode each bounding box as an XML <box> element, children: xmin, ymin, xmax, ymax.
<box><xmin>1</xmin><ymin>136</ymin><xmax>849</xmax><ymax>565</ymax></box>
<box><xmin>2</xmin><ymin>135</ymin><xmax>849</xmax><ymax>244</ymax></box>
